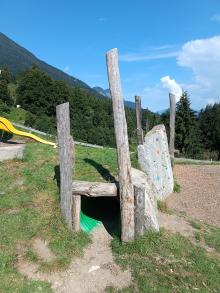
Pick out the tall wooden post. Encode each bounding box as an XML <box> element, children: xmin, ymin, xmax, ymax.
<box><xmin>135</xmin><ymin>95</ymin><xmax>144</xmax><ymax>145</ymax></box>
<box><xmin>106</xmin><ymin>48</ymin><xmax>134</xmax><ymax>242</ymax></box>
<box><xmin>134</xmin><ymin>186</ymin><xmax>145</xmax><ymax>238</ymax></box>
<box><xmin>169</xmin><ymin>93</ymin><xmax>176</xmax><ymax>165</ymax></box>
<box><xmin>56</xmin><ymin>102</ymin><xmax>74</xmax><ymax>229</ymax></box>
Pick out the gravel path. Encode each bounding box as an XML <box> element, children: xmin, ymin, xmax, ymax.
<box><xmin>167</xmin><ymin>165</ymin><xmax>220</xmax><ymax>227</ymax></box>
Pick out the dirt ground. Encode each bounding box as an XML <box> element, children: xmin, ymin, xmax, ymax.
<box><xmin>15</xmin><ymin>164</ymin><xmax>220</xmax><ymax>292</ymax></box>
<box><xmin>16</xmin><ymin>226</ymin><xmax>131</xmax><ymax>293</ymax></box>
<box><xmin>167</xmin><ymin>164</ymin><xmax>220</xmax><ymax>227</ymax></box>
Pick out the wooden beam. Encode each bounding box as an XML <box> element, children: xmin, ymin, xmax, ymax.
<box><xmin>106</xmin><ymin>48</ymin><xmax>134</xmax><ymax>242</ymax></box>
<box><xmin>72</xmin><ymin>195</ymin><xmax>81</xmax><ymax>231</ymax></box>
<box><xmin>134</xmin><ymin>186</ymin><xmax>145</xmax><ymax>238</ymax></box>
<box><xmin>56</xmin><ymin>102</ymin><xmax>73</xmax><ymax>229</ymax></box>
<box><xmin>72</xmin><ymin>181</ymin><xmax>118</xmax><ymax>197</ymax></box>
<box><xmin>135</xmin><ymin>96</ymin><xmax>144</xmax><ymax>145</ymax></box>
<box><xmin>169</xmin><ymin>93</ymin><xmax>176</xmax><ymax>166</ymax></box>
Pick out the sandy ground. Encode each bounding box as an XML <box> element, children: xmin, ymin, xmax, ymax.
<box><xmin>167</xmin><ymin>165</ymin><xmax>220</xmax><ymax>227</ymax></box>
<box><xmin>16</xmin><ymin>225</ymin><xmax>131</xmax><ymax>293</ymax></box>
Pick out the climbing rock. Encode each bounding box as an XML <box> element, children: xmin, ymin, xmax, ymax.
<box><xmin>138</xmin><ymin>124</ymin><xmax>174</xmax><ymax>200</ymax></box>
<box><xmin>131</xmin><ymin>168</ymin><xmax>159</xmax><ymax>231</ymax></box>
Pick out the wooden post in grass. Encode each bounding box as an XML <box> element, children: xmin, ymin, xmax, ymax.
<box><xmin>135</xmin><ymin>95</ymin><xmax>144</xmax><ymax>145</ymax></box>
<box><xmin>169</xmin><ymin>93</ymin><xmax>176</xmax><ymax>166</ymax></box>
<box><xmin>56</xmin><ymin>102</ymin><xmax>74</xmax><ymax>229</ymax></box>
<box><xmin>134</xmin><ymin>186</ymin><xmax>145</xmax><ymax>238</ymax></box>
<box><xmin>106</xmin><ymin>48</ymin><xmax>134</xmax><ymax>242</ymax></box>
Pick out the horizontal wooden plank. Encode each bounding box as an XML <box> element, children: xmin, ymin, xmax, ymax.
<box><xmin>72</xmin><ymin>180</ymin><xmax>118</xmax><ymax>197</ymax></box>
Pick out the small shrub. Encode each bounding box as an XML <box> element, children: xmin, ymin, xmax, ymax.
<box><xmin>190</xmin><ymin>220</ymin><xmax>202</xmax><ymax>230</ymax></box>
<box><xmin>173</xmin><ymin>180</ymin><xmax>181</xmax><ymax>193</ymax></box>
<box><xmin>157</xmin><ymin>200</ymin><xmax>172</xmax><ymax>214</ymax></box>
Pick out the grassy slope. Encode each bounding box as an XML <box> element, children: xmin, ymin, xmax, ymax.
<box><xmin>0</xmin><ymin>143</ymin><xmax>220</xmax><ymax>292</ymax></box>
<box><xmin>0</xmin><ymin>143</ymin><xmax>110</xmax><ymax>292</ymax></box>
<box><xmin>108</xmin><ymin>229</ymin><xmax>220</xmax><ymax>292</ymax></box>
<box><xmin>1</xmin><ymin>107</ymin><xmax>27</xmax><ymax>124</ymax></box>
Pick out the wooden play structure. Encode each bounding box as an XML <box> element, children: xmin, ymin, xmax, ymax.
<box><xmin>56</xmin><ymin>49</ymin><xmax>143</xmax><ymax>242</ymax></box>
<box><xmin>56</xmin><ymin>48</ymin><xmax>176</xmax><ymax>242</ymax></box>
<box><xmin>0</xmin><ymin>47</ymin><xmax>176</xmax><ymax>243</ymax></box>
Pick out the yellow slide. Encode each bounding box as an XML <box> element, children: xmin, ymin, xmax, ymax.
<box><xmin>0</xmin><ymin>117</ymin><xmax>56</xmax><ymax>147</ymax></box>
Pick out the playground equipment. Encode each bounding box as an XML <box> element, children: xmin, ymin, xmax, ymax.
<box><xmin>0</xmin><ymin>117</ymin><xmax>98</xmax><ymax>232</ymax></box>
<box><xmin>0</xmin><ymin>117</ymin><xmax>56</xmax><ymax>147</ymax></box>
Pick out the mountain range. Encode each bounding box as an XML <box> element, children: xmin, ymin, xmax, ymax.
<box><xmin>0</xmin><ymin>32</ymin><xmax>136</xmax><ymax>108</ymax></box>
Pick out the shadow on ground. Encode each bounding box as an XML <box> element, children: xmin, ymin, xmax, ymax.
<box><xmin>84</xmin><ymin>158</ymin><xmax>117</xmax><ymax>182</ymax></box>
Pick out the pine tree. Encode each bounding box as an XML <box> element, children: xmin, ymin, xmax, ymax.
<box><xmin>175</xmin><ymin>92</ymin><xmax>204</xmax><ymax>159</ymax></box>
<box><xmin>199</xmin><ymin>103</ymin><xmax>220</xmax><ymax>160</ymax></box>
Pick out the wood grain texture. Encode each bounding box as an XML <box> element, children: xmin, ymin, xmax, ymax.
<box><xmin>72</xmin><ymin>195</ymin><xmax>81</xmax><ymax>231</ymax></box>
<box><xmin>135</xmin><ymin>96</ymin><xmax>144</xmax><ymax>145</ymax></box>
<box><xmin>134</xmin><ymin>186</ymin><xmax>145</xmax><ymax>238</ymax></box>
<box><xmin>106</xmin><ymin>48</ymin><xmax>134</xmax><ymax>242</ymax></box>
<box><xmin>56</xmin><ymin>102</ymin><xmax>73</xmax><ymax>229</ymax></box>
<box><xmin>72</xmin><ymin>180</ymin><xmax>118</xmax><ymax>197</ymax></box>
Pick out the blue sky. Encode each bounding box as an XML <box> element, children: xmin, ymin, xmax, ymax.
<box><xmin>1</xmin><ymin>0</ymin><xmax>220</xmax><ymax>111</ymax></box>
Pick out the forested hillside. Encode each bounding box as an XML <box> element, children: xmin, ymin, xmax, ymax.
<box><xmin>0</xmin><ymin>32</ymin><xmax>140</xmax><ymax>108</ymax></box>
<box><xmin>0</xmin><ymin>32</ymin><xmax>92</xmax><ymax>91</ymax></box>
<box><xmin>0</xmin><ymin>67</ymin><xmax>161</xmax><ymax>147</ymax></box>
<box><xmin>0</xmin><ymin>65</ymin><xmax>219</xmax><ymax>159</ymax></box>
<box><xmin>161</xmin><ymin>94</ymin><xmax>220</xmax><ymax>160</ymax></box>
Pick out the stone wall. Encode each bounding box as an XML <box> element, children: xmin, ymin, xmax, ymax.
<box><xmin>138</xmin><ymin>124</ymin><xmax>174</xmax><ymax>200</ymax></box>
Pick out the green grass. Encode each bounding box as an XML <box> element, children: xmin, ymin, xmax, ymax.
<box><xmin>107</xmin><ymin>229</ymin><xmax>220</xmax><ymax>292</ymax></box>
<box><xmin>0</xmin><ymin>143</ymin><xmax>103</xmax><ymax>292</ymax></box>
<box><xmin>174</xmin><ymin>159</ymin><xmax>220</xmax><ymax>166</ymax></box>
<box><xmin>75</xmin><ymin>145</ymin><xmax>118</xmax><ymax>182</ymax></box>
<box><xmin>188</xmin><ymin>219</ymin><xmax>220</xmax><ymax>253</ymax></box>
<box><xmin>1</xmin><ymin>143</ymin><xmax>220</xmax><ymax>292</ymax></box>
<box><xmin>157</xmin><ymin>200</ymin><xmax>172</xmax><ymax>214</ymax></box>
<box><xmin>3</xmin><ymin>107</ymin><xmax>27</xmax><ymax>124</ymax></box>
<box><xmin>173</xmin><ymin>180</ymin><xmax>181</xmax><ymax>193</ymax></box>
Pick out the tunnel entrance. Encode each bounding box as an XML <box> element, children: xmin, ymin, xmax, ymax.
<box><xmin>80</xmin><ymin>195</ymin><xmax>120</xmax><ymax>237</ymax></box>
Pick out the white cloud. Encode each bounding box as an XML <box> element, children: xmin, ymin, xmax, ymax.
<box><xmin>122</xmin><ymin>37</ymin><xmax>220</xmax><ymax>110</ymax></box>
<box><xmin>64</xmin><ymin>65</ymin><xmax>69</xmax><ymax>73</ymax></box>
<box><xmin>211</xmin><ymin>14</ymin><xmax>220</xmax><ymax>22</ymax></box>
<box><xmin>120</xmin><ymin>51</ymin><xmax>179</xmax><ymax>62</ymax></box>
<box><xmin>160</xmin><ymin>76</ymin><xmax>182</xmax><ymax>101</ymax></box>
<box><xmin>177</xmin><ymin>36</ymin><xmax>220</xmax><ymax>95</ymax></box>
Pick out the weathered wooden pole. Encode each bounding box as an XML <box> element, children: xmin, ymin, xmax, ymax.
<box><xmin>56</xmin><ymin>102</ymin><xmax>74</xmax><ymax>229</ymax></box>
<box><xmin>134</xmin><ymin>186</ymin><xmax>145</xmax><ymax>238</ymax></box>
<box><xmin>106</xmin><ymin>48</ymin><xmax>134</xmax><ymax>242</ymax></box>
<box><xmin>169</xmin><ymin>93</ymin><xmax>176</xmax><ymax>165</ymax></box>
<box><xmin>72</xmin><ymin>194</ymin><xmax>81</xmax><ymax>231</ymax></box>
<box><xmin>135</xmin><ymin>95</ymin><xmax>144</xmax><ymax>145</ymax></box>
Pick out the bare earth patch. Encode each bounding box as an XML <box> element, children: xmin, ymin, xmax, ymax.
<box><xmin>167</xmin><ymin>165</ymin><xmax>220</xmax><ymax>227</ymax></box>
<box><xmin>158</xmin><ymin>212</ymin><xmax>195</xmax><ymax>237</ymax></box>
<box><xmin>15</xmin><ymin>226</ymin><xmax>131</xmax><ymax>293</ymax></box>
<box><xmin>31</xmin><ymin>238</ymin><xmax>56</xmax><ymax>261</ymax></box>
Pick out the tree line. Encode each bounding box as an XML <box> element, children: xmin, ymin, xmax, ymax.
<box><xmin>0</xmin><ymin>67</ymin><xmax>160</xmax><ymax>148</ymax></box>
<box><xmin>0</xmin><ymin>66</ymin><xmax>219</xmax><ymax>160</ymax></box>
